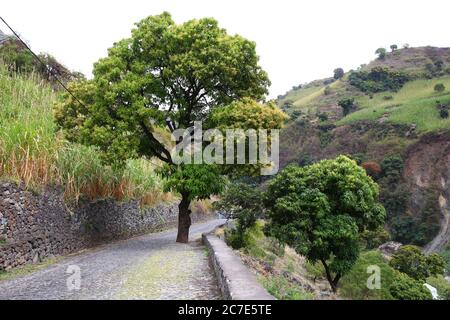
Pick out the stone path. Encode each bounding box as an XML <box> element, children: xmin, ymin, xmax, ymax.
<box><xmin>0</xmin><ymin>220</ymin><xmax>225</xmax><ymax>300</ymax></box>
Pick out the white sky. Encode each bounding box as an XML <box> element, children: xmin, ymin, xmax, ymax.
<box><xmin>1</xmin><ymin>0</ymin><xmax>449</xmax><ymax>98</ymax></box>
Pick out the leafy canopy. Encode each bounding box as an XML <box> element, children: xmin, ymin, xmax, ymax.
<box><xmin>264</xmin><ymin>155</ymin><xmax>386</xmax><ymax>290</ymax></box>
<box><xmin>54</xmin><ymin>12</ymin><xmax>271</xmax><ymax>166</ymax></box>
<box><xmin>389</xmin><ymin>245</ymin><xmax>445</xmax><ymax>281</ymax></box>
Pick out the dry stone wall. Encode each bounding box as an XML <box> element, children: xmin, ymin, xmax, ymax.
<box><xmin>0</xmin><ymin>182</ymin><xmax>210</xmax><ymax>270</ymax></box>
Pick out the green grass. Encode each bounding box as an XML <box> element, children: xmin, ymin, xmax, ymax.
<box><xmin>338</xmin><ymin>77</ymin><xmax>450</xmax><ymax>132</ymax></box>
<box><xmin>0</xmin><ymin>256</ymin><xmax>62</xmax><ymax>282</ymax></box>
<box><xmin>0</xmin><ymin>63</ymin><xmax>169</xmax><ymax>204</ymax></box>
<box><xmin>260</xmin><ymin>274</ymin><xmax>314</xmax><ymax>300</ymax></box>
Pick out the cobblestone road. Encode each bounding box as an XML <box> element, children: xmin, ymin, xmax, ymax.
<box><xmin>0</xmin><ymin>220</ymin><xmax>225</xmax><ymax>300</ymax></box>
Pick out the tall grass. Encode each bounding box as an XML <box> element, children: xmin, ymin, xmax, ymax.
<box><xmin>0</xmin><ymin>64</ymin><xmax>58</xmax><ymax>186</ymax></box>
<box><xmin>0</xmin><ymin>63</ymin><xmax>172</xmax><ymax>206</ymax></box>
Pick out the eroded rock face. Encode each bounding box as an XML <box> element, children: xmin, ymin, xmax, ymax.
<box><xmin>0</xmin><ymin>182</ymin><xmax>211</xmax><ymax>270</ymax></box>
<box><xmin>378</xmin><ymin>241</ymin><xmax>403</xmax><ymax>258</ymax></box>
<box><xmin>403</xmin><ymin>132</ymin><xmax>450</xmax><ymax>252</ymax></box>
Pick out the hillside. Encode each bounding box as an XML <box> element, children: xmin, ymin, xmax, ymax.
<box><xmin>277</xmin><ymin>46</ymin><xmax>450</xmax><ymax>252</ymax></box>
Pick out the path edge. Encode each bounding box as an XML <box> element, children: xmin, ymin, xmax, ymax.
<box><xmin>202</xmin><ymin>232</ymin><xmax>275</xmax><ymax>300</ymax></box>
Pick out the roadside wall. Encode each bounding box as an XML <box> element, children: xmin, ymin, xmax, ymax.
<box><xmin>0</xmin><ymin>182</ymin><xmax>209</xmax><ymax>270</ymax></box>
<box><xmin>203</xmin><ymin>233</ymin><xmax>275</xmax><ymax>300</ymax></box>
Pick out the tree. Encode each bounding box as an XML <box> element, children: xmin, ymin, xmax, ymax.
<box><xmin>333</xmin><ymin>68</ymin><xmax>344</xmax><ymax>80</ymax></box>
<box><xmin>338</xmin><ymin>97</ymin><xmax>355</xmax><ymax>116</ymax></box>
<box><xmin>389</xmin><ymin>245</ymin><xmax>445</xmax><ymax>281</ymax></box>
<box><xmin>389</xmin><ymin>272</ymin><xmax>433</xmax><ymax>300</ymax></box>
<box><xmin>434</xmin><ymin>83</ymin><xmax>446</xmax><ymax>93</ymax></box>
<box><xmin>264</xmin><ymin>156</ymin><xmax>386</xmax><ymax>292</ymax></box>
<box><xmin>390</xmin><ymin>44</ymin><xmax>398</xmax><ymax>52</ymax></box>
<box><xmin>214</xmin><ymin>182</ymin><xmax>265</xmax><ymax>249</ymax></box>
<box><xmin>375</xmin><ymin>47</ymin><xmax>387</xmax><ymax>60</ymax></box>
<box><xmin>54</xmin><ymin>13</ymin><xmax>281</xmax><ymax>243</ymax></box>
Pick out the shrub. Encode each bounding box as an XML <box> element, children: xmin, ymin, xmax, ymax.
<box><xmin>427</xmin><ymin>275</ymin><xmax>450</xmax><ymax>300</ymax></box>
<box><xmin>359</xmin><ymin>226</ymin><xmax>391</xmax><ymax>249</ymax></box>
<box><xmin>375</xmin><ymin>48</ymin><xmax>387</xmax><ymax>60</ymax></box>
<box><xmin>333</xmin><ymin>68</ymin><xmax>344</xmax><ymax>80</ymax></box>
<box><xmin>390</xmin><ymin>245</ymin><xmax>445</xmax><ymax>281</ymax></box>
<box><xmin>361</xmin><ymin>161</ymin><xmax>382</xmax><ymax>179</ymax></box>
<box><xmin>348</xmin><ymin>67</ymin><xmax>409</xmax><ymax>93</ymax></box>
<box><xmin>324</xmin><ymin>86</ymin><xmax>332</xmax><ymax>95</ymax></box>
<box><xmin>339</xmin><ymin>251</ymin><xmax>396</xmax><ymax>300</ymax></box>
<box><xmin>390</xmin><ymin>44</ymin><xmax>398</xmax><ymax>52</ymax></box>
<box><xmin>261</xmin><ymin>275</ymin><xmax>314</xmax><ymax>300</ymax></box>
<box><xmin>440</xmin><ymin>108</ymin><xmax>449</xmax><ymax>119</ymax></box>
<box><xmin>389</xmin><ymin>272</ymin><xmax>432</xmax><ymax>300</ymax></box>
<box><xmin>434</xmin><ymin>83</ymin><xmax>446</xmax><ymax>93</ymax></box>
<box><xmin>338</xmin><ymin>97</ymin><xmax>355</xmax><ymax>116</ymax></box>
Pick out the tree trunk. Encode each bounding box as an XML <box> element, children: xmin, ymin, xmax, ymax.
<box><xmin>320</xmin><ymin>259</ymin><xmax>340</xmax><ymax>293</ymax></box>
<box><xmin>176</xmin><ymin>193</ymin><xmax>191</xmax><ymax>243</ymax></box>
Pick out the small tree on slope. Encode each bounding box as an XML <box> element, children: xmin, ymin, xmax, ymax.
<box><xmin>264</xmin><ymin>156</ymin><xmax>386</xmax><ymax>292</ymax></box>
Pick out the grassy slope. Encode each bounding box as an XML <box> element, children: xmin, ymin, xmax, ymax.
<box><xmin>0</xmin><ymin>64</ymin><xmax>171</xmax><ymax>205</ymax></box>
<box><xmin>338</xmin><ymin>76</ymin><xmax>450</xmax><ymax>132</ymax></box>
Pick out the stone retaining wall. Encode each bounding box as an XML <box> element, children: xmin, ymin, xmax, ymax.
<box><xmin>0</xmin><ymin>182</ymin><xmax>210</xmax><ymax>270</ymax></box>
<box><xmin>202</xmin><ymin>233</ymin><xmax>275</xmax><ymax>300</ymax></box>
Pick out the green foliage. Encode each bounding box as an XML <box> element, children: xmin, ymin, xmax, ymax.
<box><xmin>261</xmin><ymin>275</ymin><xmax>314</xmax><ymax>300</ymax></box>
<box><xmin>348</xmin><ymin>67</ymin><xmax>410</xmax><ymax>93</ymax></box>
<box><xmin>159</xmin><ymin>164</ymin><xmax>225</xmax><ymax>201</ymax></box>
<box><xmin>359</xmin><ymin>226</ymin><xmax>391</xmax><ymax>249</ymax></box>
<box><xmin>216</xmin><ymin>182</ymin><xmax>265</xmax><ymax>249</ymax></box>
<box><xmin>427</xmin><ymin>275</ymin><xmax>450</xmax><ymax>300</ymax></box>
<box><xmin>375</xmin><ymin>48</ymin><xmax>387</xmax><ymax>60</ymax></box>
<box><xmin>265</xmin><ymin>155</ymin><xmax>386</xmax><ymax>291</ymax></box>
<box><xmin>390</xmin><ymin>44</ymin><xmax>398</xmax><ymax>52</ymax></box>
<box><xmin>439</xmin><ymin>250</ymin><xmax>450</xmax><ymax>273</ymax></box>
<box><xmin>390</xmin><ymin>245</ymin><xmax>445</xmax><ymax>281</ymax></box>
<box><xmin>338</xmin><ymin>97</ymin><xmax>355</xmax><ymax>116</ymax></box>
<box><xmin>339</xmin><ymin>251</ymin><xmax>396</xmax><ymax>300</ymax></box>
<box><xmin>389</xmin><ymin>272</ymin><xmax>432</xmax><ymax>300</ymax></box>
<box><xmin>333</xmin><ymin>68</ymin><xmax>344</xmax><ymax>80</ymax></box>
<box><xmin>380</xmin><ymin>155</ymin><xmax>403</xmax><ymax>182</ymax></box>
<box><xmin>434</xmin><ymin>83</ymin><xmax>446</xmax><ymax>92</ymax></box>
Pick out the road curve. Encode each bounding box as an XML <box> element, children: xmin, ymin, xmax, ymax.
<box><xmin>0</xmin><ymin>219</ymin><xmax>225</xmax><ymax>300</ymax></box>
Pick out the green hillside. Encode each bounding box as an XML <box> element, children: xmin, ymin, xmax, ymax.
<box><xmin>277</xmin><ymin>46</ymin><xmax>450</xmax><ymax>249</ymax></box>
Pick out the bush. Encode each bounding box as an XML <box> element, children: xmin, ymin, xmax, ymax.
<box><xmin>359</xmin><ymin>227</ymin><xmax>391</xmax><ymax>249</ymax></box>
<box><xmin>427</xmin><ymin>275</ymin><xmax>450</xmax><ymax>300</ymax></box>
<box><xmin>440</xmin><ymin>108</ymin><xmax>449</xmax><ymax>119</ymax></box>
<box><xmin>339</xmin><ymin>251</ymin><xmax>396</xmax><ymax>300</ymax></box>
<box><xmin>389</xmin><ymin>272</ymin><xmax>432</xmax><ymax>300</ymax></box>
<box><xmin>390</xmin><ymin>245</ymin><xmax>445</xmax><ymax>281</ymax></box>
<box><xmin>338</xmin><ymin>97</ymin><xmax>355</xmax><ymax>116</ymax></box>
<box><xmin>333</xmin><ymin>68</ymin><xmax>344</xmax><ymax>80</ymax></box>
<box><xmin>361</xmin><ymin>161</ymin><xmax>382</xmax><ymax>179</ymax></box>
<box><xmin>375</xmin><ymin>48</ymin><xmax>387</xmax><ymax>60</ymax></box>
<box><xmin>434</xmin><ymin>83</ymin><xmax>446</xmax><ymax>93</ymax></box>
<box><xmin>348</xmin><ymin>67</ymin><xmax>409</xmax><ymax>93</ymax></box>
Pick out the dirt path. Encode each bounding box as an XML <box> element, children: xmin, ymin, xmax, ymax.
<box><xmin>0</xmin><ymin>220</ymin><xmax>225</xmax><ymax>300</ymax></box>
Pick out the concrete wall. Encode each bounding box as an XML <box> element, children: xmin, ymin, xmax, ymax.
<box><xmin>0</xmin><ymin>181</ymin><xmax>209</xmax><ymax>270</ymax></box>
<box><xmin>203</xmin><ymin>233</ymin><xmax>275</xmax><ymax>300</ymax></box>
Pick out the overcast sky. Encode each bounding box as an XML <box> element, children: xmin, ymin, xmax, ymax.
<box><xmin>1</xmin><ymin>0</ymin><xmax>449</xmax><ymax>97</ymax></box>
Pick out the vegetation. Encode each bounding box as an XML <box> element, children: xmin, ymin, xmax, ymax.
<box><xmin>348</xmin><ymin>67</ymin><xmax>410</xmax><ymax>93</ymax></box>
<box><xmin>375</xmin><ymin>48</ymin><xmax>387</xmax><ymax>60</ymax></box>
<box><xmin>339</xmin><ymin>250</ymin><xmax>396</xmax><ymax>300</ymax></box>
<box><xmin>0</xmin><ymin>64</ymin><xmax>171</xmax><ymax>204</ymax></box>
<box><xmin>215</xmin><ymin>183</ymin><xmax>265</xmax><ymax>249</ymax></box>
<box><xmin>434</xmin><ymin>83</ymin><xmax>446</xmax><ymax>92</ymax></box>
<box><xmin>333</xmin><ymin>68</ymin><xmax>344</xmax><ymax>80</ymax></box>
<box><xmin>389</xmin><ymin>272</ymin><xmax>433</xmax><ymax>300</ymax></box>
<box><xmin>265</xmin><ymin>156</ymin><xmax>386</xmax><ymax>292</ymax></box>
<box><xmin>54</xmin><ymin>13</ymin><xmax>285</xmax><ymax>243</ymax></box>
<box><xmin>389</xmin><ymin>245</ymin><xmax>445</xmax><ymax>281</ymax></box>
<box><xmin>338</xmin><ymin>97</ymin><xmax>355</xmax><ymax>116</ymax></box>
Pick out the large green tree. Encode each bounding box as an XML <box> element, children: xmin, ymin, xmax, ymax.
<box><xmin>264</xmin><ymin>156</ymin><xmax>386</xmax><ymax>292</ymax></box>
<box><xmin>55</xmin><ymin>13</ymin><xmax>281</xmax><ymax>243</ymax></box>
